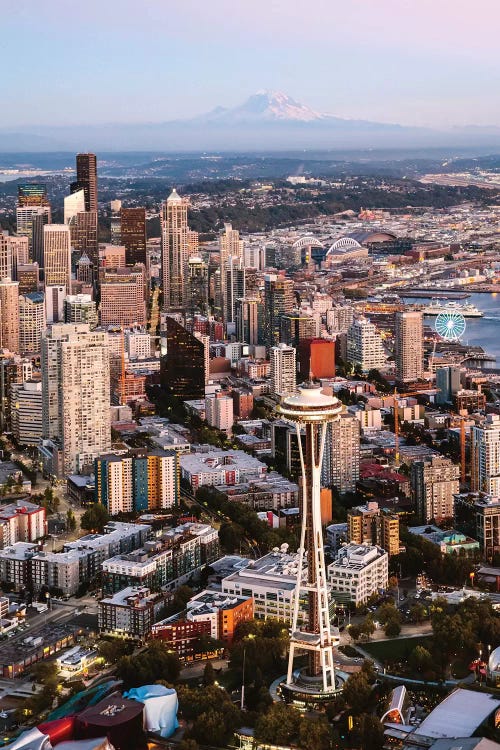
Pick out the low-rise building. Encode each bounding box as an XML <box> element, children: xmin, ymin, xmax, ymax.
<box><xmin>98</xmin><ymin>586</ymin><xmax>167</xmax><ymax>639</ymax></box>
<box><xmin>185</xmin><ymin>589</ymin><xmax>254</xmax><ymax>642</ymax></box>
<box><xmin>0</xmin><ymin>543</ymin><xmax>37</xmax><ymax>589</ymax></box>
<box><xmin>328</xmin><ymin>543</ymin><xmax>388</xmax><ymax>606</ymax></box>
<box><xmin>0</xmin><ymin>501</ymin><xmax>46</xmax><ymax>549</ymax></box>
<box><xmin>180</xmin><ymin>450</ymin><xmax>267</xmax><ymax>490</ymax></box>
<box><xmin>214</xmin><ymin>473</ymin><xmax>299</xmax><ymax>512</ymax></box>
<box><xmin>408</xmin><ymin>525</ymin><xmax>479</xmax><ymax>555</ymax></box>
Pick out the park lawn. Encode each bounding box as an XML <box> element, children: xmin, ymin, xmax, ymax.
<box><xmin>361</xmin><ymin>636</ymin><xmax>434</xmax><ymax>663</ymax></box>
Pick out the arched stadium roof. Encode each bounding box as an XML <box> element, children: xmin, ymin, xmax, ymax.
<box><xmin>347</xmin><ymin>230</ymin><xmax>398</xmax><ymax>244</ymax></box>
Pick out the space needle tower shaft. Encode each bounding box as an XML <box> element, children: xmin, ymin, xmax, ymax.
<box><xmin>278</xmin><ymin>383</ymin><xmax>342</xmax><ymax>695</ymax></box>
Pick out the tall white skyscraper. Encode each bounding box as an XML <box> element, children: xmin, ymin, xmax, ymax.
<box><xmin>64</xmin><ymin>188</ymin><xmax>86</xmax><ymax>226</ymax></box>
<box><xmin>43</xmin><ymin>225</ymin><xmax>71</xmax><ymax>290</ymax></box>
<box><xmin>322</xmin><ymin>413</ymin><xmax>360</xmax><ymax>493</ymax></box>
<box><xmin>19</xmin><ymin>292</ymin><xmax>46</xmax><ymax>354</ymax></box>
<box><xmin>220</xmin><ymin>223</ymin><xmax>244</xmax><ymax>272</ymax></box>
<box><xmin>270</xmin><ymin>343</ymin><xmax>296</xmax><ymax>397</ymax></box>
<box><xmin>41</xmin><ymin>324</ymin><xmax>111</xmax><ymax>475</ymax></box>
<box><xmin>346</xmin><ymin>317</ymin><xmax>386</xmax><ymax>372</ymax></box>
<box><xmin>161</xmin><ymin>189</ymin><xmax>189</xmax><ymax>310</ymax></box>
<box><xmin>471</xmin><ymin>414</ymin><xmax>500</xmax><ymax>496</ymax></box>
<box><xmin>395</xmin><ymin>311</ymin><xmax>423</xmax><ymax>382</ymax></box>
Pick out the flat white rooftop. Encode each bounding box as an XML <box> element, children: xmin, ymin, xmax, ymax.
<box><xmin>414</xmin><ymin>688</ymin><xmax>500</xmax><ymax>739</ymax></box>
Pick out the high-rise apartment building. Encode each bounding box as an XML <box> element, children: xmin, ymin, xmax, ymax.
<box><xmin>326</xmin><ymin>305</ymin><xmax>355</xmax><ymax>334</ymax></box>
<box><xmin>236</xmin><ymin>297</ymin><xmax>259</xmax><ymax>346</ymax></box>
<box><xmin>74</xmin><ymin>153</ymin><xmax>98</xmax><ymax>212</ymax></box>
<box><xmin>121</xmin><ymin>208</ymin><xmax>147</xmax><ymax>266</ymax></box>
<box><xmin>0</xmin><ymin>279</ymin><xmax>20</xmax><ymax>354</ymax></box>
<box><xmin>346</xmin><ymin>317</ymin><xmax>386</xmax><ymax>372</ymax></box>
<box><xmin>270</xmin><ymin>343</ymin><xmax>296</xmax><ymax>397</ymax></box>
<box><xmin>264</xmin><ymin>274</ymin><xmax>294</xmax><ymax>349</ymax></box>
<box><xmin>395</xmin><ymin>311</ymin><xmax>423</xmax><ymax>382</ymax></box>
<box><xmin>95</xmin><ymin>450</ymin><xmax>177</xmax><ymax>515</ymax></box>
<box><xmin>0</xmin><ymin>234</ymin><xmax>13</xmax><ymax>280</ymax></box>
<box><xmin>410</xmin><ymin>456</ymin><xmax>460</xmax><ymax>522</ymax></box>
<box><xmin>205</xmin><ymin>392</ymin><xmax>234</xmax><ymax>434</ymax></box>
<box><xmin>280</xmin><ymin>311</ymin><xmax>317</xmax><ymax>348</ymax></box>
<box><xmin>41</xmin><ymin>324</ymin><xmax>111</xmax><ymax>475</ymax></box>
<box><xmin>10</xmin><ymin>380</ymin><xmax>43</xmax><ymax>446</ymax></box>
<box><xmin>436</xmin><ymin>366</ymin><xmax>462</xmax><ymax>404</ymax></box>
<box><xmin>474</xmin><ymin>495</ymin><xmax>500</xmax><ymax>559</ymax></box>
<box><xmin>471</xmin><ymin>414</ymin><xmax>500</xmax><ymax>496</ymax></box>
<box><xmin>347</xmin><ymin>501</ymin><xmax>400</xmax><ymax>556</ymax></box>
<box><xmin>19</xmin><ymin>292</ymin><xmax>46</xmax><ymax>354</ymax></box>
<box><xmin>43</xmin><ymin>225</ymin><xmax>71</xmax><ymax>290</ymax></box>
<box><xmin>99</xmin><ymin>266</ymin><xmax>146</xmax><ymax>327</ymax></box>
<box><xmin>322</xmin><ymin>412</ymin><xmax>360</xmax><ymax>493</ymax></box>
<box><xmin>161</xmin><ymin>189</ymin><xmax>189</xmax><ymax>310</ymax></box>
<box><xmin>160</xmin><ymin>317</ymin><xmax>206</xmax><ymax>399</ymax></box>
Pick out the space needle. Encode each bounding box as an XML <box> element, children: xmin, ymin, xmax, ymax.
<box><xmin>277</xmin><ymin>382</ymin><xmax>343</xmax><ymax>703</ymax></box>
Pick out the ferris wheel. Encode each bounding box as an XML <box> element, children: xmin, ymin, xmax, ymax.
<box><xmin>435</xmin><ymin>311</ymin><xmax>466</xmax><ymax>341</ymax></box>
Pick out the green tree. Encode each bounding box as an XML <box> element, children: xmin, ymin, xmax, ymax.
<box><xmin>343</xmin><ymin>671</ymin><xmax>372</xmax><ymax>713</ymax></box>
<box><xmin>408</xmin><ymin>646</ymin><xmax>434</xmax><ymax>676</ymax></box>
<box><xmin>357</xmin><ymin>714</ymin><xmax>384</xmax><ymax>750</ymax></box>
<box><xmin>255</xmin><ymin>703</ymin><xmax>301</xmax><ymax>746</ymax></box>
<box><xmin>409</xmin><ymin>603</ymin><xmax>427</xmax><ymax>623</ymax></box>
<box><xmin>376</xmin><ymin>602</ymin><xmax>401</xmax><ymax>626</ymax></box>
<box><xmin>384</xmin><ymin>619</ymin><xmax>401</xmax><ymax>638</ymax></box>
<box><xmin>203</xmin><ymin>662</ymin><xmax>216</xmax><ymax>686</ymax></box>
<box><xmin>298</xmin><ymin>715</ymin><xmax>332</xmax><ymax>750</ymax></box>
<box><xmin>66</xmin><ymin>509</ymin><xmax>77</xmax><ymax>532</ymax></box>
<box><xmin>359</xmin><ymin>615</ymin><xmax>376</xmax><ymax>639</ymax></box>
<box><xmin>116</xmin><ymin>641</ymin><xmax>181</xmax><ymax>688</ymax></box>
<box><xmin>80</xmin><ymin>502</ymin><xmax>110</xmax><ymax>532</ymax></box>
<box><xmin>97</xmin><ymin>639</ymin><xmax>134</xmax><ymax>665</ymax></box>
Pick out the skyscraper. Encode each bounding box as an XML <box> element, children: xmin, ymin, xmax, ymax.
<box><xmin>270</xmin><ymin>343</ymin><xmax>296</xmax><ymax>397</ymax></box>
<box><xmin>0</xmin><ymin>279</ymin><xmax>20</xmax><ymax>354</ymax></box>
<box><xmin>219</xmin><ymin>223</ymin><xmax>244</xmax><ymax>305</ymax></box>
<box><xmin>160</xmin><ymin>316</ymin><xmax>206</xmax><ymax>399</ymax></box>
<box><xmin>43</xmin><ymin>225</ymin><xmax>71</xmax><ymax>290</ymax></box>
<box><xmin>187</xmin><ymin>256</ymin><xmax>208</xmax><ymax>316</ymax></box>
<box><xmin>471</xmin><ymin>414</ymin><xmax>500</xmax><ymax>496</ymax></box>
<box><xmin>280</xmin><ymin>311</ymin><xmax>317</xmax><ymax>348</ymax></box>
<box><xmin>322</xmin><ymin>412</ymin><xmax>360</xmax><ymax>493</ymax></box>
<box><xmin>223</xmin><ymin>257</ymin><xmax>245</xmax><ymax>324</ymax></box>
<box><xmin>73</xmin><ymin>211</ymin><xmax>98</xmax><ymax>267</ymax></box>
<box><xmin>16</xmin><ymin>206</ymin><xmax>51</xmax><ymax>261</ymax></box>
<box><xmin>74</xmin><ymin>153</ymin><xmax>98</xmax><ymax>212</ymax></box>
<box><xmin>161</xmin><ymin>189</ymin><xmax>189</xmax><ymax>310</ymax></box>
<box><xmin>410</xmin><ymin>455</ymin><xmax>460</xmax><ymax>522</ymax></box>
<box><xmin>17</xmin><ymin>184</ymin><xmax>48</xmax><ymax>207</ymax></box>
<box><xmin>120</xmin><ymin>208</ymin><xmax>147</xmax><ymax>266</ymax></box>
<box><xmin>64</xmin><ymin>188</ymin><xmax>85</xmax><ymax>226</ymax></box>
<box><xmin>236</xmin><ymin>297</ymin><xmax>259</xmax><ymax>346</ymax></box>
<box><xmin>346</xmin><ymin>317</ymin><xmax>386</xmax><ymax>372</ymax></box>
<box><xmin>263</xmin><ymin>274</ymin><xmax>294</xmax><ymax>349</ymax></box>
<box><xmin>19</xmin><ymin>292</ymin><xmax>46</xmax><ymax>354</ymax></box>
<box><xmin>41</xmin><ymin>324</ymin><xmax>111</xmax><ymax>475</ymax></box>
<box><xmin>0</xmin><ymin>234</ymin><xmax>13</xmax><ymax>280</ymax></box>
<box><xmin>395</xmin><ymin>311</ymin><xmax>423</xmax><ymax>382</ymax></box>
<box><xmin>99</xmin><ymin>265</ymin><xmax>146</xmax><ymax>327</ymax></box>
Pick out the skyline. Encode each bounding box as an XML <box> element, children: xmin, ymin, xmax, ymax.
<box><xmin>2</xmin><ymin>0</ymin><xmax>500</xmax><ymax>130</ymax></box>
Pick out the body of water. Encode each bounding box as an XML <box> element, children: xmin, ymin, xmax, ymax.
<box><xmin>405</xmin><ymin>293</ymin><xmax>500</xmax><ymax>368</ymax></box>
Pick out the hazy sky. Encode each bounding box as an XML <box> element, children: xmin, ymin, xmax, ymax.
<box><xmin>2</xmin><ymin>0</ymin><xmax>499</xmax><ymax>128</ymax></box>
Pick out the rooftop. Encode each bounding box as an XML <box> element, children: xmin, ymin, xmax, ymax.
<box><xmin>413</xmin><ymin>688</ymin><xmax>500</xmax><ymax>739</ymax></box>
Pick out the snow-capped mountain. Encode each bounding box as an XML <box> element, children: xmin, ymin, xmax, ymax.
<box><xmin>197</xmin><ymin>91</ymin><xmax>326</xmax><ymax>123</ymax></box>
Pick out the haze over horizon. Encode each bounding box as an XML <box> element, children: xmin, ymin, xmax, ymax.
<box><xmin>2</xmin><ymin>0</ymin><xmax>500</xmax><ymax>132</ymax></box>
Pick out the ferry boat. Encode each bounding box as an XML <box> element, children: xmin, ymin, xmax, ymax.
<box><xmin>420</xmin><ymin>300</ymin><xmax>483</xmax><ymax>318</ymax></box>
